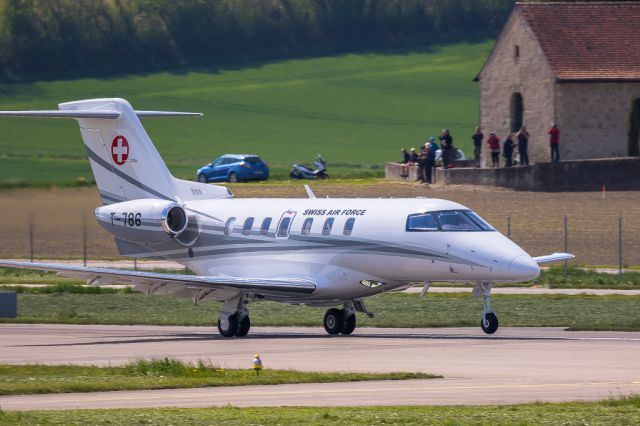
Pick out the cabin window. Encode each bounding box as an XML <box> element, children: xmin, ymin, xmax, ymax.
<box><xmin>343</xmin><ymin>217</ymin><xmax>356</xmax><ymax>235</ymax></box>
<box><xmin>322</xmin><ymin>217</ymin><xmax>334</xmax><ymax>236</ymax></box>
<box><xmin>406</xmin><ymin>213</ymin><xmax>438</xmax><ymax>232</ymax></box>
<box><xmin>242</xmin><ymin>217</ymin><xmax>254</xmax><ymax>235</ymax></box>
<box><xmin>260</xmin><ymin>218</ymin><xmax>272</xmax><ymax>236</ymax></box>
<box><xmin>224</xmin><ymin>217</ymin><xmax>236</xmax><ymax>236</ymax></box>
<box><xmin>277</xmin><ymin>217</ymin><xmax>292</xmax><ymax>238</ymax></box>
<box><xmin>301</xmin><ymin>218</ymin><xmax>313</xmax><ymax>236</ymax></box>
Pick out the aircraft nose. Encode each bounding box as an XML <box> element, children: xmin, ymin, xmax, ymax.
<box><xmin>509</xmin><ymin>254</ymin><xmax>540</xmax><ymax>282</ymax></box>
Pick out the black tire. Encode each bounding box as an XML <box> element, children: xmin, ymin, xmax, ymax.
<box><xmin>197</xmin><ymin>174</ymin><xmax>207</xmax><ymax>183</ymax></box>
<box><xmin>235</xmin><ymin>315</ymin><xmax>251</xmax><ymax>337</ymax></box>
<box><xmin>341</xmin><ymin>312</ymin><xmax>356</xmax><ymax>335</ymax></box>
<box><xmin>323</xmin><ymin>308</ymin><xmax>344</xmax><ymax>335</ymax></box>
<box><xmin>228</xmin><ymin>172</ymin><xmax>238</xmax><ymax>183</ymax></box>
<box><xmin>218</xmin><ymin>313</ymin><xmax>239</xmax><ymax>337</ymax></box>
<box><xmin>480</xmin><ymin>312</ymin><xmax>499</xmax><ymax>334</ymax></box>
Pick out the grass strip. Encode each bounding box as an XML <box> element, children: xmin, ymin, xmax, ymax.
<box><xmin>1</xmin><ymin>395</ymin><xmax>640</xmax><ymax>425</ymax></box>
<box><xmin>0</xmin><ymin>358</ymin><xmax>436</xmax><ymax>396</ymax></box>
<box><xmin>2</xmin><ymin>266</ymin><xmax>639</xmax><ymax>289</ymax></box>
<box><xmin>1</xmin><ymin>291</ymin><xmax>640</xmax><ymax>331</ymax></box>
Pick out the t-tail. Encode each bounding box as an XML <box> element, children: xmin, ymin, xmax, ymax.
<box><xmin>0</xmin><ymin>98</ymin><xmax>232</xmax><ymax>257</ymax></box>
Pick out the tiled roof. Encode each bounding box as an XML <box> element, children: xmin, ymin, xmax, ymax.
<box><xmin>517</xmin><ymin>2</ymin><xmax>640</xmax><ymax>81</ymax></box>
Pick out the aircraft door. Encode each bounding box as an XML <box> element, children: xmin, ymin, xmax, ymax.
<box><xmin>276</xmin><ymin>210</ymin><xmax>297</xmax><ymax>239</ymax></box>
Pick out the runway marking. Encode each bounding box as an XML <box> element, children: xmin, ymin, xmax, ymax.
<box><xmin>14</xmin><ymin>380</ymin><xmax>640</xmax><ymax>405</ymax></box>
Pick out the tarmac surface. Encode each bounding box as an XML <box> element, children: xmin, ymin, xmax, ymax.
<box><xmin>1</xmin><ymin>324</ymin><xmax>640</xmax><ymax>410</ymax></box>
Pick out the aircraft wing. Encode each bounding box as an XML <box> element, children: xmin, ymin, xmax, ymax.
<box><xmin>0</xmin><ymin>260</ymin><xmax>316</xmax><ymax>299</ymax></box>
<box><xmin>532</xmin><ymin>252</ymin><xmax>575</xmax><ymax>264</ymax></box>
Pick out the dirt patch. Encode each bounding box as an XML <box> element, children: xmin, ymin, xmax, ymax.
<box><xmin>2</xmin><ymin>182</ymin><xmax>639</xmax><ymax>265</ymax></box>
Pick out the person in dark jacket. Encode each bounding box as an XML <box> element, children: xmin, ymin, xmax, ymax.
<box><xmin>417</xmin><ymin>144</ymin><xmax>430</xmax><ymax>183</ymax></box>
<box><xmin>400</xmin><ymin>148</ymin><xmax>410</xmax><ymax>177</ymax></box>
<box><xmin>503</xmin><ymin>134</ymin><xmax>515</xmax><ymax>167</ymax></box>
<box><xmin>439</xmin><ymin>129</ymin><xmax>453</xmax><ymax>169</ymax></box>
<box><xmin>471</xmin><ymin>127</ymin><xmax>483</xmax><ymax>168</ymax></box>
<box><xmin>516</xmin><ymin>126</ymin><xmax>530</xmax><ymax>165</ymax></box>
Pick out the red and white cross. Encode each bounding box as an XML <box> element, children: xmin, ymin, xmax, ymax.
<box><xmin>111</xmin><ymin>136</ymin><xmax>129</xmax><ymax>166</ymax></box>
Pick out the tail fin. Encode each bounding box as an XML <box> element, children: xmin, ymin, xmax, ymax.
<box><xmin>60</xmin><ymin>98</ymin><xmax>183</xmax><ymax>203</ymax></box>
<box><xmin>0</xmin><ymin>98</ymin><xmax>231</xmax><ymax>205</ymax></box>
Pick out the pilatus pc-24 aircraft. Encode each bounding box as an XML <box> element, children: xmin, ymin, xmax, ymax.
<box><xmin>0</xmin><ymin>98</ymin><xmax>573</xmax><ymax>337</ymax></box>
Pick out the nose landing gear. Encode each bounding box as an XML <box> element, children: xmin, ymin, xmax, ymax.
<box><xmin>474</xmin><ymin>281</ymin><xmax>499</xmax><ymax>334</ymax></box>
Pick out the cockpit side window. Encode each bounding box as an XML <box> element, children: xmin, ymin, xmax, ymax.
<box><xmin>406</xmin><ymin>213</ymin><xmax>438</xmax><ymax>231</ymax></box>
<box><xmin>464</xmin><ymin>210</ymin><xmax>496</xmax><ymax>231</ymax></box>
<box><xmin>434</xmin><ymin>211</ymin><xmax>481</xmax><ymax>231</ymax></box>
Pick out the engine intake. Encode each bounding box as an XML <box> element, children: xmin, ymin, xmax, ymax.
<box><xmin>95</xmin><ymin>199</ymin><xmax>192</xmax><ymax>244</ymax></box>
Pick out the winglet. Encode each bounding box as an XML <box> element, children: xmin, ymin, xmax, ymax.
<box><xmin>532</xmin><ymin>252</ymin><xmax>575</xmax><ymax>264</ymax></box>
<box><xmin>304</xmin><ymin>184</ymin><xmax>316</xmax><ymax>199</ymax></box>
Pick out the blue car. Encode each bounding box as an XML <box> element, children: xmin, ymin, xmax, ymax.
<box><xmin>196</xmin><ymin>154</ymin><xmax>269</xmax><ymax>183</ymax></box>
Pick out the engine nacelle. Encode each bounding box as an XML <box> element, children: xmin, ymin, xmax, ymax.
<box><xmin>95</xmin><ymin>199</ymin><xmax>189</xmax><ymax>244</ymax></box>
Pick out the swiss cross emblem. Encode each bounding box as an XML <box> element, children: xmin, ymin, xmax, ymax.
<box><xmin>111</xmin><ymin>136</ymin><xmax>129</xmax><ymax>166</ymax></box>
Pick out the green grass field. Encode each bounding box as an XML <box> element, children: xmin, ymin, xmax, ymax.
<box><xmin>0</xmin><ymin>42</ymin><xmax>490</xmax><ymax>185</ymax></box>
<box><xmin>2</xmin><ymin>397</ymin><xmax>640</xmax><ymax>425</ymax></box>
<box><xmin>1</xmin><ymin>290</ymin><xmax>639</xmax><ymax>331</ymax></box>
<box><xmin>0</xmin><ymin>359</ymin><xmax>434</xmax><ymax>396</ymax></box>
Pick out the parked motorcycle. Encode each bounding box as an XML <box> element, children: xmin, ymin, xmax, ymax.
<box><xmin>290</xmin><ymin>156</ymin><xmax>329</xmax><ymax>180</ymax></box>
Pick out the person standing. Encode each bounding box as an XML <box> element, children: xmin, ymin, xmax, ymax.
<box><xmin>503</xmin><ymin>134</ymin><xmax>515</xmax><ymax>167</ymax></box>
<box><xmin>516</xmin><ymin>126</ymin><xmax>530</xmax><ymax>165</ymax></box>
<box><xmin>417</xmin><ymin>143</ymin><xmax>430</xmax><ymax>183</ymax></box>
<box><xmin>548</xmin><ymin>123</ymin><xmax>560</xmax><ymax>162</ymax></box>
<box><xmin>487</xmin><ymin>132</ymin><xmax>501</xmax><ymax>168</ymax></box>
<box><xmin>439</xmin><ymin>129</ymin><xmax>453</xmax><ymax>169</ymax></box>
<box><xmin>471</xmin><ymin>127</ymin><xmax>483</xmax><ymax>168</ymax></box>
<box><xmin>424</xmin><ymin>141</ymin><xmax>436</xmax><ymax>184</ymax></box>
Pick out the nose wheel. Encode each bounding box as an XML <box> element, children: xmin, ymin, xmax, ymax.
<box><xmin>473</xmin><ymin>281</ymin><xmax>499</xmax><ymax>335</ymax></box>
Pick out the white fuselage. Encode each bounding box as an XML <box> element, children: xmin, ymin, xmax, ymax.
<box><xmin>119</xmin><ymin>197</ymin><xmax>540</xmax><ymax>304</ymax></box>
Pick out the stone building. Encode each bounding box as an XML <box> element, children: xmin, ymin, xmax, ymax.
<box><xmin>475</xmin><ymin>2</ymin><xmax>640</xmax><ymax>165</ymax></box>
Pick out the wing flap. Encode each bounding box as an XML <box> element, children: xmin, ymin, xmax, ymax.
<box><xmin>0</xmin><ymin>260</ymin><xmax>316</xmax><ymax>297</ymax></box>
<box><xmin>532</xmin><ymin>252</ymin><xmax>575</xmax><ymax>264</ymax></box>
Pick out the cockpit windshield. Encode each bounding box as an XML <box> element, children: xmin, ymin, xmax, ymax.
<box><xmin>406</xmin><ymin>210</ymin><xmax>495</xmax><ymax>232</ymax></box>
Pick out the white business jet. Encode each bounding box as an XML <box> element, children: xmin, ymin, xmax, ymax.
<box><xmin>0</xmin><ymin>98</ymin><xmax>573</xmax><ymax>337</ymax></box>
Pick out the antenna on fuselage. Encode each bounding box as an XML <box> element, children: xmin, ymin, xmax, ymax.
<box><xmin>303</xmin><ymin>185</ymin><xmax>316</xmax><ymax>199</ymax></box>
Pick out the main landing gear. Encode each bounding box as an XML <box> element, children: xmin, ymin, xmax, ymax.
<box><xmin>217</xmin><ymin>295</ymin><xmax>251</xmax><ymax>337</ymax></box>
<box><xmin>473</xmin><ymin>281</ymin><xmax>499</xmax><ymax>334</ymax></box>
<box><xmin>323</xmin><ymin>300</ymin><xmax>373</xmax><ymax>335</ymax></box>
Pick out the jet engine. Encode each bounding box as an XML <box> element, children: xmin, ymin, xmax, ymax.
<box><xmin>95</xmin><ymin>199</ymin><xmax>189</xmax><ymax>244</ymax></box>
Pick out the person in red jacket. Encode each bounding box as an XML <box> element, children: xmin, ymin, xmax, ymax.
<box><xmin>487</xmin><ymin>132</ymin><xmax>501</xmax><ymax>168</ymax></box>
<box><xmin>548</xmin><ymin>123</ymin><xmax>560</xmax><ymax>162</ymax></box>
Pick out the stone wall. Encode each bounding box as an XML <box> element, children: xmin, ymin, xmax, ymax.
<box><xmin>555</xmin><ymin>82</ymin><xmax>640</xmax><ymax>160</ymax></box>
<box><xmin>433</xmin><ymin>158</ymin><xmax>640</xmax><ymax>191</ymax></box>
<box><xmin>477</xmin><ymin>10</ymin><xmax>556</xmax><ymax>166</ymax></box>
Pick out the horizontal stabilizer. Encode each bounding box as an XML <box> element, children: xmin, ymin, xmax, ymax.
<box><xmin>0</xmin><ymin>110</ymin><xmax>202</xmax><ymax>119</ymax></box>
<box><xmin>532</xmin><ymin>252</ymin><xmax>575</xmax><ymax>264</ymax></box>
<box><xmin>0</xmin><ymin>260</ymin><xmax>316</xmax><ymax>297</ymax></box>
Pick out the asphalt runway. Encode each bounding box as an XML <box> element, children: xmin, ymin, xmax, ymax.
<box><xmin>1</xmin><ymin>324</ymin><xmax>639</xmax><ymax>410</ymax></box>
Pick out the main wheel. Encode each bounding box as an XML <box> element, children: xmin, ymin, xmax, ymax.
<box><xmin>341</xmin><ymin>313</ymin><xmax>356</xmax><ymax>335</ymax></box>
<box><xmin>228</xmin><ymin>172</ymin><xmax>238</xmax><ymax>183</ymax></box>
<box><xmin>323</xmin><ymin>308</ymin><xmax>344</xmax><ymax>335</ymax></box>
<box><xmin>235</xmin><ymin>315</ymin><xmax>251</xmax><ymax>337</ymax></box>
<box><xmin>480</xmin><ymin>312</ymin><xmax>499</xmax><ymax>334</ymax></box>
<box><xmin>197</xmin><ymin>174</ymin><xmax>207</xmax><ymax>183</ymax></box>
<box><xmin>218</xmin><ymin>313</ymin><xmax>239</xmax><ymax>337</ymax></box>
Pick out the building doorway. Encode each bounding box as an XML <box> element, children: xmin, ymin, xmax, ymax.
<box><xmin>510</xmin><ymin>92</ymin><xmax>524</xmax><ymax>133</ymax></box>
<box><xmin>628</xmin><ymin>98</ymin><xmax>640</xmax><ymax>156</ymax></box>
